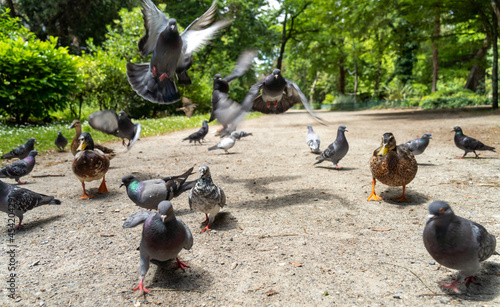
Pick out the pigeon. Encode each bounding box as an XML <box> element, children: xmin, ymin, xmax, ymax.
<box><xmin>88</xmin><ymin>110</ymin><xmax>142</xmax><ymax>151</ymax></box>
<box><xmin>452</xmin><ymin>126</ymin><xmax>496</xmax><ymax>159</ymax></box>
<box><xmin>0</xmin><ymin>180</ymin><xmax>61</xmax><ymax>230</ymax></box>
<box><xmin>209</xmin><ymin>50</ymin><xmax>257</xmax><ymax>134</ymax></box>
<box><xmin>1</xmin><ymin>138</ymin><xmax>36</xmax><ymax>160</ymax></box>
<box><xmin>126</xmin><ymin>0</ymin><xmax>231</xmax><ymax>104</ymax></box>
<box><xmin>232</xmin><ymin>130</ymin><xmax>252</xmax><ymax>140</ymax></box>
<box><xmin>238</xmin><ymin>69</ymin><xmax>325</xmax><ymax>124</ymax></box>
<box><xmin>423</xmin><ymin>201</ymin><xmax>498</xmax><ymax>293</ymax></box>
<box><xmin>182</xmin><ymin>120</ymin><xmax>208</xmax><ymax>145</ymax></box>
<box><xmin>315</xmin><ymin>125</ymin><xmax>349</xmax><ymax>169</ymax></box>
<box><xmin>189</xmin><ymin>165</ymin><xmax>226</xmax><ymax>233</ymax></box>
<box><xmin>120</xmin><ymin>167</ymin><xmax>196</xmax><ymax>210</ymax></box>
<box><xmin>0</xmin><ymin>150</ymin><xmax>38</xmax><ymax>184</ymax></box>
<box><xmin>68</xmin><ymin>119</ymin><xmax>116</xmax><ymax>159</ymax></box>
<box><xmin>176</xmin><ymin>97</ymin><xmax>198</xmax><ymax>117</ymax></box>
<box><xmin>400</xmin><ymin>132</ymin><xmax>432</xmax><ymax>155</ymax></box>
<box><xmin>54</xmin><ymin>131</ymin><xmax>68</xmax><ymax>152</ymax></box>
<box><xmin>306</xmin><ymin>125</ymin><xmax>321</xmax><ymax>154</ymax></box>
<box><xmin>208</xmin><ymin>131</ymin><xmax>237</xmax><ymax>154</ymax></box>
<box><xmin>123</xmin><ymin>200</ymin><xmax>193</xmax><ymax>294</ymax></box>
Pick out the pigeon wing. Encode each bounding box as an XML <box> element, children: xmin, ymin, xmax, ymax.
<box><xmin>88</xmin><ymin>110</ymin><xmax>120</xmax><ymax>136</ymax></box>
<box><xmin>284</xmin><ymin>78</ymin><xmax>326</xmax><ymax>125</ymax></box>
<box><xmin>222</xmin><ymin>50</ymin><xmax>257</xmax><ymax>83</ymax></box>
<box><xmin>123</xmin><ymin>210</ymin><xmax>156</xmax><ymax>228</ymax></box>
<box><xmin>138</xmin><ymin>0</ymin><xmax>169</xmax><ymax>56</ymax></box>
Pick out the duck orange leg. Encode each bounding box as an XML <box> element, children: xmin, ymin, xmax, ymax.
<box><xmin>79</xmin><ymin>182</ymin><xmax>94</xmax><ymax>199</ymax></box>
<box><xmin>98</xmin><ymin>176</ymin><xmax>108</xmax><ymax>193</ymax></box>
<box><xmin>392</xmin><ymin>185</ymin><xmax>411</xmax><ymax>202</ymax></box>
<box><xmin>367</xmin><ymin>179</ymin><xmax>383</xmax><ymax>201</ymax></box>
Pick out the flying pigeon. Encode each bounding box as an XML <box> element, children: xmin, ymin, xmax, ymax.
<box><xmin>208</xmin><ymin>131</ymin><xmax>237</xmax><ymax>154</ymax></box>
<box><xmin>209</xmin><ymin>50</ymin><xmax>257</xmax><ymax>134</ymax></box>
<box><xmin>306</xmin><ymin>125</ymin><xmax>321</xmax><ymax>154</ymax></box>
<box><xmin>126</xmin><ymin>0</ymin><xmax>231</xmax><ymax>104</ymax></box>
<box><xmin>423</xmin><ymin>201</ymin><xmax>498</xmax><ymax>293</ymax></box>
<box><xmin>176</xmin><ymin>97</ymin><xmax>198</xmax><ymax>117</ymax></box>
<box><xmin>232</xmin><ymin>131</ymin><xmax>252</xmax><ymax>140</ymax></box>
<box><xmin>123</xmin><ymin>200</ymin><xmax>193</xmax><ymax>294</ymax></box>
<box><xmin>452</xmin><ymin>126</ymin><xmax>496</xmax><ymax>158</ymax></box>
<box><xmin>0</xmin><ymin>179</ymin><xmax>61</xmax><ymax>230</ymax></box>
<box><xmin>88</xmin><ymin>110</ymin><xmax>142</xmax><ymax>151</ymax></box>
<box><xmin>400</xmin><ymin>132</ymin><xmax>432</xmax><ymax>155</ymax></box>
<box><xmin>0</xmin><ymin>150</ymin><xmax>38</xmax><ymax>184</ymax></box>
<box><xmin>54</xmin><ymin>131</ymin><xmax>68</xmax><ymax>152</ymax></box>
<box><xmin>121</xmin><ymin>167</ymin><xmax>196</xmax><ymax>210</ymax></box>
<box><xmin>1</xmin><ymin>138</ymin><xmax>36</xmax><ymax>160</ymax></box>
<box><xmin>182</xmin><ymin>120</ymin><xmax>208</xmax><ymax>145</ymax></box>
<box><xmin>315</xmin><ymin>125</ymin><xmax>349</xmax><ymax>169</ymax></box>
<box><xmin>189</xmin><ymin>165</ymin><xmax>226</xmax><ymax>233</ymax></box>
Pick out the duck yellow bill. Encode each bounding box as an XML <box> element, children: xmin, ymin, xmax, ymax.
<box><xmin>77</xmin><ymin>140</ymin><xmax>87</xmax><ymax>152</ymax></box>
<box><xmin>377</xmin><ymin>144</ymin><xmax>389</xmax><ymax>156</ymax></box>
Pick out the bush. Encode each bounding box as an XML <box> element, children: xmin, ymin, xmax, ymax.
<box><xmin>419</xmin><ymin>88</ymin><xmax>490</xmax><ymax>109</ymax></box>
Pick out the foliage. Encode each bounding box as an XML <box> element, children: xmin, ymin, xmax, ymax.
<box><xmin>419</xmin><ymin>88</ymin><xmax>489</xmax><ymax>109</ymax></box>
<box><xmin>384</xmin><ymin>81</ymin><xmax>413</xmax><ymax>101</ymax></box>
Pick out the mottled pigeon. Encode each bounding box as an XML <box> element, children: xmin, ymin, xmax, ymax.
<box><xmin>121</xmin><ymin>167</ymin><xmax>196</xmax><ymax>210</ymax></box>
<box><xmin>189</xmin><ymin>165</ymin><xmax>226</xmax><ymax>233</ymax></box>
<box><xmin>208</xmin><ymin>132</ymin><xmax>237</xmax><ymax>154</ymax></box>
<box><xmin>232</xmin><ymin>130</ymin><xmax>252</xmax><ymax>140</ymax></box>
<box><xmin>315</xmin><ymin>125</ymin><xmax>348</xmax><ymax>169</ymax></box>
<box><xmin>400</xmin><ymin>132</ymin><xmax>432</xmax><ymax>155</ymax></box>
<box><xmin>306</xmin><ymin>125</ymin><xmax>321</xmax><ymax>154</ymax></box>
<box><xmin>0</xmin><ymin>179</ymin><xmax>61</xmax><ymax>229</ymax></box>
<box><xmin>176</xmin><ymin>97</ymin><xmax>198</xmax><ymax>117</ymax></box>
<box><xmin>452</xmin><ymin>126</ymin><xmax>496</xmax><ymax>158</ymax></box>
<box><xmin>1</xmin><ymin>138</ymin><xmax>36</xmax><ymax>160</ymax></box>
<box><xmin>123</xmin><ymin>200</ymin><xmax>193</xmax><ymax>294</ymax></box>
<box><xmin>88</xmin><ymin>110</ymin><xmax>141</xmax><ymax>151</ymax></box>
<box><xmin>182</xmin><ymin>120</ymin><xmax>208</xmax><ymax>145</ymax></box>
<box><xmin>0</xmin><ymin>150</ymin><xmax>38</xmax><ymax>184</ymax></box>
<box><xmin>54</xmin><ymin>131</ymin><xmax>68</xmax><ymax>152</ymax></box>
<box><xmin>423</xmin><ymin>201</ymin><xmax>498</xmax><ymax>293</ymax></box>
<box><xmin>126</xmin><ymin>0</ymin><xmax>231</xmax><ymax>104</ymax></box>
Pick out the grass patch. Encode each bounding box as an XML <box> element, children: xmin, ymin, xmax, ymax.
<box><xmin>0</xmin><ymin>112</ymin><xmax>263</xmax><ymax>158</ymax></box>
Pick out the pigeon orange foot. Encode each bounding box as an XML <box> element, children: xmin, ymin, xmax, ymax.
<box><xmin>439</xmin><ymin>280</ymin><xmax>461</xmax><ymax>294</ymax></box>
<box><xmin>174</xmin><ymin>258</ymin><xmax>190</xmax><ymax>271</ymax></box>
<box><xmin>201</xmin><ymin>223</ymin><xmax>212</xmax><ymax>233</ymax></box>
<box><xmin>133</xmin><ymin>278</ymin><xmax>150</xmax><ymax>294</ymax></box>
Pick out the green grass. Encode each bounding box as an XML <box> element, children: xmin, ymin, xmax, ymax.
<box><xmin>0</xmin><ymin>112</ymin><xmax>263</xmax><ymax>158</ymax></box>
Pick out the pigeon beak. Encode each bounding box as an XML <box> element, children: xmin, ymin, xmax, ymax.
<box><xmin>161</xmin><ymin>215</ymin><xmax>166</xmax><ymax>222</ymax></box>
<box><xmin>170</xmin><ymin>25</ymin><xmax>175</xmax><ymax>31</ymax></box>
<box><xmin>119</xmin><ymin>182</ymin><xmax>124</xmax><ymax>188</ymax></box>
<box><xmin>345</xmin><ymin>129</ymin><xmax>348</xmax><ymax>132</ymax></box>
<box><xmin>77</xmin><ymin>140</ymin><xmax>87</xmax><ymax>152</ymax></box>
<box><xmin>429</xmin><ymin>136</ymin><xmax>432</xmax><ymax>139</ymax></box>
<box><xmin>377</xmin><ymin>143</ymin><xmax>389</xmax><ymax>156</ymax></box>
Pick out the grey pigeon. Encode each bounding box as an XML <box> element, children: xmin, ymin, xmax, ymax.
<box><xmin>120</xmin><ymin>167</ymin><xmax>196</xmax><ymax>210</ymax></box>
<box><xmin>306</xmin><ymin>125</ymin><xmax>321</xmax><ymax>154</ymax></box>
<box><xmin>314</xmin><ymin>125</ymin><xmax>349</xmax><ymax>169</ymax></box>
<box><xmin>400</xmin><ymin>132</ymin><xmax>432</xmax><ymax>155</ymax></box>
<box><xmin>452</xmin><ymin>126</ymin><xmax>496</xmax><ymax>159</ymax></box>
<box><xmin>209</xmin><ymin>50</ymin><xmax>257</xmax><ymax>134</ymax></box>
<box><xmin>423</xmin><ymin>201</ymin><xmax>498</xmax><ymax>293</ymax></box>
<box><xmin>176</xmin><ymin>97</ymin><xmax>198</xmax><ymax>117</ymax></box>
<box><xmin>0</xmin><ymin>179</ymin><xmax>61</xmax><ymax>229</ymax></box>
<box><xmin>88</xmin><ymin>110</ymin><xmax>142</xmax><ymax>151</ymax></box>
<box><xmin>0</xmin><ymin>150</ymin><xmax>38</xmax><ymax>184</ymax></box>
<box><xmin>182</xmin><ymin>120</ymin><xmax>208</xmax><ymax>145</ymax></box>
<box><xmin>208</xmin><ymin>132</ymin><xmax>237</xmax><ymax>154</ymax></box>
<box><xmin>126</xmin><ymin>0</ymin><xmax>231</xmax><ymax>104</ymax></box>
<box><xmin>123</xmin><ymin>200</ymin><xmax>193</xmax><ymax>294</ymax></box>
<box><xmin>189</xmin><ymin>165</ymin><xmax>226</xmax><ymax>232</ymax></box>
<box><xmin>232</xmin><ymin>130</ymin><xmax>252</xmax><ymax>140</ymax></box>
<box><xmin>54</xmin><ymin>131</ymin><xmax>68</xmax><ymax>152</ymax></box>
<box><xmin>1</xmin><ymin>138</ymin><xmax>36</xmax><ymax>160</ymax></box>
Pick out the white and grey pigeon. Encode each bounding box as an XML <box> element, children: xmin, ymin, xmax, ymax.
<box><xmin>123</xmin><ymin>200</ymin><xmax>193</xmax><ymax>294</ymax></box>
<box><xmin>0</xmin><ymin>180</ymin><xmax>61</xmax><ymax>229</ymax></box>
<box><xmin>126</xmin><ymin>0</ymin><xmax>231</xmax><ymax>104</ymax></box>
<box><xmin>400</xmin><ymin>132</ymin><xmax>432</xmax><ymax>155</ymax></box>
<box><xmin>0</xmin><ymin>150</ymin><xmax>38</xmax><ymax>184</ymax></box>
<box><xmin>314</xmin><ymin>125</ymin><xmax>349</xmax><ymax>169</ymax></box>
<box><xmin>120</xmin><ymin>167</ymin><xmax>196</xmax><ymax>210</ymax></box>
<box><xmin>423</xmin><ymin>201</ymin><xmax>498</xmax><ymax>294</ymax></box>
<box><xmin>1</xmin><ymin>138</ymin><xmax>36</xmax><ymax>159</ymax></box>
<box><xmin>88</xmin><ymin>110</ymin><xmax>142</xmax><ymax>151</ymax></box>
<box><xmin>208</xmin><ymin>131</ymin><xmax>237</xmax><ymax>154</ymax></box>
<box><xmin>189</xmin><ymin>165</ymin><xmax>226</xmax><ymax>233</ymax></box>
<box><xmin>306</xmin><ymin>125</ymin><xmax>321</xmax><ymax>154</ymax></box>
<box><xmin>54</xmin><ymin>131</ymin><xmax>68</xmax><ymax>152</ymax></box>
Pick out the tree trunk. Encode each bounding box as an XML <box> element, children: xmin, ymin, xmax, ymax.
<box><xmin>374</xmin><ymin>33</ymin><xmax>383</xmax><ymax>98</ymax></box>
<box><xmin>6</xmin><ymin>0</ymin><xmax>17</xmax><ymax>18</ymax></box>
<box><xmin>492</xmin><ymin>7</ymin><xmax>499</xmax><ymax>109</ymax></box>
<box><xmin>309</xmin><ymin>72</ymin><xmax>319</xmax><ymax>105</ymax></box>
<box><xmin>464</xmin><ymin>35</ymin><xmax>490</xmax><ymax>92</ymax></box>
<box><xmin>338</xmin><ymin>56</ymin><xmax>346</xmax><ymax>94</ymax></box>
<box><xmin>277</xmin><ymin>9</ymin><xmax>288</xmax><ymax>70</ymax></box>
<box><xmin>432</xmin><ymin>7</ymin><xmax>440</xmax><ymax>93</ymax></box>
<box><xmin>353</xmin><ymin>54</ymin><xmax>358</xmax><ymax>103</ymax></box>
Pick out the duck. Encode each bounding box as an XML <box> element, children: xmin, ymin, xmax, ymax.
<box><xmin>72</xmin><ymin>132</ymin><xmax>110</xmax><ymax>199</ymax></box>
<box><xmin>68</xmin><ymin>120</ymin><xmax>115</xmax><ymax>159</ymax></box>
<box><xmin>368</xmin><ymin>132</ymin><xmax>418</xmax><ymax>202</ymax></box>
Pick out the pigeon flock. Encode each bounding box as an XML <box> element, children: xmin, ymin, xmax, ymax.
<box><xmin>1</xmin><ymin>0</ymin><xmax>498</xmax><ymax>300</ymax></box>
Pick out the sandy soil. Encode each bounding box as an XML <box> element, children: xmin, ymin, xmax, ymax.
<box><xmin>1</xmin><ymin>108</ymin><xmax>500</xmax><ymax>306</ymax></box>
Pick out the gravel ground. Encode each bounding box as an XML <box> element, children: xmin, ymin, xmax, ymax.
<box><xmin>1</xmin><ymin>107</ymin><xmax>500</xmax><ymax>306</ymax></box>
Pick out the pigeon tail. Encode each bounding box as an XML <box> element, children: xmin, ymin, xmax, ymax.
<box><xmin>177</xmin><ymin>71</ymin><xmax>191</xmax><ymax>85</ymax></box>
<box><xmin>208</xmin><ymin>145</ymin><xmax>219</xmax><ymax>151</ymax></box>
<box><xmin>1</xmin><ymin>152</ymin><xmax>15</xmax><ymax>159</ymax></box>
<box><xmin>178</xmin><ymin>180</ymin><xmax>196</xmax><ymax>194</ymax></box>
<box><xmin>126</xmin><ymin>63</ymin><xmax>180</xmax><ymax>104</ymax></box>
<box><xmin>314</xmin><ymin>156</ymin><xmax>325</xmax><ymax>165</ymax></box>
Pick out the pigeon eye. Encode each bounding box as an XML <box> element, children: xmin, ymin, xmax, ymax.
<box><xmin>439</xmin><ymin>208</ymin><xmax>445</xmax><ymax>214</ymax></box>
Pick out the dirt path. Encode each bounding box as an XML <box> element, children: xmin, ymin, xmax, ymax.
<box><xmin>1</xmin><ymin>108</ymin><xmax>500</xmax><ymax>306</ymax></box>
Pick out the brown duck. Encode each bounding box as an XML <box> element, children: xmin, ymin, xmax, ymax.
<box><xmin>368</xmin><ymin>132</ymin><xmax>418</xmax><ymax>202</ymax></box>
<box><xmin>68</xmin><ymin>120</ymin><xmax>115</xmax><ymax>158</ymax></box>
<box><xmin>72</xmin><ymin>132</ymin><xmax>110</xmax><ymax>199</ymax></box>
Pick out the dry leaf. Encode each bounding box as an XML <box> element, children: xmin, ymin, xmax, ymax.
<box><xmin>266</xmin><ymin>289</ymin><xmax>279</xmax><ymax>296</ymax></box>
<box><xmin>372</xmin><ymin>228</ymin><xmax>391</xmax><ymax>231</ymax></box>
<box><xmin>290</xmin><ymin>262</ymin><xmax>302</xmax><ymax>267</ymax></box>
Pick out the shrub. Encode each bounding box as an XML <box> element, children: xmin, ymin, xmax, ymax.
<box><xmin>419</xmin><ymin>88</ymin><xmax>489</xmax><ymax>109</ymax></box>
